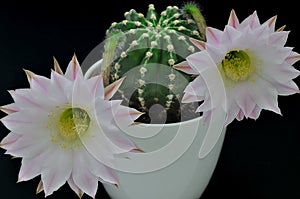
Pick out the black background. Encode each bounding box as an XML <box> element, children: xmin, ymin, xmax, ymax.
<box><xmin>0</xmin><ymin>0</ymin><xmax>299</xmax><ymax>198</ymax></box>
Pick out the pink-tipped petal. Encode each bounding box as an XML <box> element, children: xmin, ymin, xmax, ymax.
<box><xmin>0</xmin><ymin>103</ymin><xmax>19</xmax><ymax>114</ymax></box>
<box><xmin>249</xmin><ymin>11</ymin><xmax>260</xmax><ymax>29</ymax></box>
<box><xmin>97</xmin><ymin>103</ymin><xmax>143</xmax><ymax>152</ymax></box>
<box><xmin>53</xmin><ymin>57</ymin><xmax>63</xmax><ymax>75</ymax></box>
<box><xmin>113</xmin><ymin>105</ymin><xmax>144</xmax><ymax>127</ymax></box>
<box><xmin>206</xmin><ymin>27</ymin><xmax>222</xmax><ymax>46</ymax></box>
<box><xmin>262</xmin><ymin>62</ymin><xmax>300</xmax><ymax>84</ymax></box>
<box><xmin>50</xmin><ymin>70</ymin><xmax>73</xmax><ymax>101</ymax></box>
<box><xmin>189</xmin><ymin>37</ymin><xmax>206</xmax><ymax>50</ymax></box>
<box><xmin>241</xmin><ymin>10</ymin><xmax>260</xmax><ymax>29</ymax></box>
<box><xmin>5</xmin><ymin>133</ymin><xmax>51</xmax><ymax>158</ymax></box>
<box><xmin>1</xmin><ymin>114</ymin><xmax>33</xmax><ymax>135</ymax></box>
<box><xmin>275</xmin><ymin>80</ymin><xmax>300</xmax><ymax>96</ymax></box>
<box><xmin>9</xmin><ymin>90</ymin><xmax>45</xmax><ymax>110</ymax></box>
<box><xmin>23</xmin><ymin>69</ymin><xmax>35</xmax><ymax>84</ymax></box>
<box><xmin>23</xmin><ymin>70</ymin><xmax>49</xmax><ymax>93</ymax></box>
<box><xmin>248</xmin><ymin>105</ymin><xmax>262</xmax><ymax>120</ymax></box>
<box><xmin>87</xmin><ymin>75</ymin><xmax>104</xmax><ymax>98</ymax></box>
<box><xmin>72</xmin><ymin>152</ymin><xmax>98</xmax><ymax>198</ymax></box>
<box><xmin>205</xmin><ymin>43</ymin><xmax>225</xmax><ymax>62</ymax></box>
<box><xmin>0</xmin><ymin>132</ymin><xmax>21</xmax><ymax>148</ymax></box>
<box><xmin>36</xmin><ymin>180</ymin><xmax>44</xmax><ymax>194</ymax></box>
<box><xmin>268</xmin><ymin>31</ymin><xmax>289</xmax><ymax>46</ymax></box>
<box><xmin>65</xmin><ymin>54</ymin><xmax>83</xmax><ymax>81</ymax></box>
<box><xmin>1</xmin><ymin>108</ymin><xmax>49</xmax><ymax>135</ymax></box>
<box><xmin>183</xmin><ymin>76</ymin><xmax>207</xmax><ymax>96</ymax></box>
<box><xmin>41</xmin><ymin>149</ymin><xmax>72</xmax><ymax>197</ymax></box>
<box><xmin>84</xmin><ymin>151</ymin><xmax>119</xmax><ymax>185</ymax></box>
<box><xmin>18</xmin><ymin>149</ymin><xmax>52</xmax><ymax>182</ymax></box>
<box><xmin>224</xmin><ymin>104</ymin><xmax>239</xmax><ymax>126</ymax></box>
<box><xmin>285</xmin><ymin>51</ymin><xmax>300</xmax><ymax>65</ymax></box>
<box><xmin>264</xmin><ymin>15</ymin><xmax>277</xmax><ymax>31</ymax></box>
<box><xmin>196</xmin><ymin>97</ymin><xmax>212</xmax><ymax>112</ymax></box>
<box><xmin>79</xmin><ymin>121</ymin><xmax>125</xmax><ymax>162</ymax></box>
<box><xmin>186</xmin><ymin>51</ymin><xmax>217</xmax><ymax>73</ymax></box>
<box><xmin>68</xmin><ymin>177</ymin><xmax>84</xmax><ymax>199</ymax></box>
<box><xmin>173</xmin><ymin>61</ymin><xmax>199</xmax><ymax>75</ymax></box>
<box><xmin>72</xmin><ymin>74</ymin><xmax>94</xmax><ymax>107</ymax></box>
<box><xmin>249</xmin><ymin>77</ymin><xmax>281</xmax><ymax>115</ymax></box>
<box><xmin>234</xmin><ymin>85</ymin><xmax>256</xmax><ymax>118</ymax></box>
<box><xmin>228</xmin><ymin>9</ymin><xmax>239</xmax><ymax>28</ymax></box>
<box><xmin>182</xmin><ymin>93</ymin><xmax>203</xmax><ymax>103</ymax></box>
<box><xmin>104</xmin><ymin>77</ymin><xmax>126</xmax><ymax>100</ymax></box>
<box><xmin>236</xmin><ymin>110</ymin><xmax>245</xmax><ymax>121</ymax></box>
<box><xmin>222</xmin><ymin>25</ymin><xmax>241</xmax><ymax>46</ymax></box>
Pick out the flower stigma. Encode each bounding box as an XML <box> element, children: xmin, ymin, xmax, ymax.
<box><xmin>221</xmin><ymin>49</ymin><xmax>254</xmax><ymax>81</ymax></box>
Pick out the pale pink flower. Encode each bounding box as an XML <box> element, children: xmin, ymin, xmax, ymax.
<box><xmin>175</xmin><ymin>10</ymin><xmax>300</xmax><ymax>126</ymax></box>
<box><xmin>0</xmin><ymin>55</ymin><xmax>143</xmax><ymax>198</ymax></box>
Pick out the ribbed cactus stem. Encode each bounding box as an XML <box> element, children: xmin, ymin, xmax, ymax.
<box><xmin>102</xmin><ymin>3</ymin><xmax>206</xmax><ymax>123</ymax></box>
<box><xmin>182</xmin><ymin>3</ymin><xmax>207</xmax><ymax>40</ymax></box>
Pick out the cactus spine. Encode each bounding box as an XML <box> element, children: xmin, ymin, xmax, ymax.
<box><xmin>102</xmin><ymin>3</ymin><xmax>206</xmax><ymax>123</ymax></box>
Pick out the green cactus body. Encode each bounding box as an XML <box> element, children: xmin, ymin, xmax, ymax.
<box><xmin>102</xmin><ymin>4</ymin><xmax>205</xmax><ymax>123</ymax></box>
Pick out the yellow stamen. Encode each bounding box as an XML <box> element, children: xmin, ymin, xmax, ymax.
<box><xmin>221</xmin><ymin>49</ymin><xmax>254</xmax><ymax>81</ymax></box>
<box><xmin>48</xmin><ymin>106</ymin><xmax>91</xmax><ymax>149</ymax></box>
<box><xmin>58</xmin><ymin>108</ymin><xmax>90</xmax><ymax>139</ymax></box>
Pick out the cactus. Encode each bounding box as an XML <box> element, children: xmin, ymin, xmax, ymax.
<box><xmin>101</xmin><ymin>3</ymin><xmax>206</xmax><ymax>124</ymax></box>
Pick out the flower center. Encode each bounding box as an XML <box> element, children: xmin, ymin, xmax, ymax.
<box><xmin>58</xmin><ymin>107</ymin><xmax>91</xmax><ymax>139</ymax></box>
<box><xmin>47</xmin><ymin>107</ymin><xmax>91</xmax><ymax>149</ymax></box>
<box><xmin>221</xmin><ymin>49</ymin><xmax>253</xmax><ymax>81</ymax></box>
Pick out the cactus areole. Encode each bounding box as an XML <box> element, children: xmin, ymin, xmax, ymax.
<box><xmin>102</xmin><ymin>4</ymin><xmax>206</xmax><ymax>124</ymax></box>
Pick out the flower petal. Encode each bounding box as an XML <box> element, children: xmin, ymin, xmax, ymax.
<box><xmin>8</xmin><ymin>90</ymin><xmax>45</xmax><ymax>110</ymax></box>
<box><xmin>4</xmin><ymin>132</ymin><xmax>51</xmax><ymax>158</ymax></box>
<box><xmin>87</xmin><ymin>75</ymin><xmax>104</xmax><ymax>99</ymax></box>
<box><xmin>261</xmin><ymin>62</ymin><xmax>300</xmax><ymax>83</ymax></box>
<box><xmin>0</xmin><ymin>103</ymin><xmax>19</xmax><ymax>114</ymax></box>
<box><xmin>79</xmin><ymin>122</ymin><xmax>120</xmax><ymax>164</ymax></box>
<box><xmin>285</xmin><ymin>51</ymin><xmax>300</xmax><ymax>65</ymax></box>
<box><xmin>234</xmin><ymin>84</ymin><xmax>256</xmax><ymax>118</ymax></box>
<box><xmin>0</xmin><ymin>132</ymin><xmax>21</xmax><ymax>147</ymax></box>
<box><xmin>274</xmin><ymin>80</ymin><xmax>299</xmax><ymax>95</ymax></box>
<box><xmin>222</xmin><ymin>25</ymin><xmax>241</xmax><ymax>47</ymax></box>
<box><xmin>240</xmin><ymin>10</ymin><xmax>260</xmax><ymax>30</ymax></box>
<box><xmin>224</xmin><ymin>102</ymin><xmax>240</xmax><ymax>126</ymax></box>
<box><xmin>249</xmin><ymin>76</ymin><xmax>281</xmax><ymax>115</ymax></box>
<box><xmin>112</xmin><ymin>105</ymin><xmax>144</xmax><ymax>128</ymax></box>
<box><xmin>248</xmin><ymin>105</ymin><xmax>262</xmax><ymax>120</ymax></box>
<box><xmin>50</xmin><ymin>70</ymin><xmax>72</xmax><ymax>101</ymax></box>
<box><xmin>23</xmin><ymin>70</ymin><xmax>49</xmax><ymax>93</ymax></box>
<box><xmin>68</xmin><ymin>176</ymin><xmax>84</xmax><ymax>198</ymax></box>
<box><xmin>84</xmin><ymin>150</ymin><xmax>119</xmax><ymax>185</ymax></box>
<box><xmin>72</xmin><ymin>73</ymin><xmax>94</xmax><ymax>107</ymax></box>
<box><xmin>72</xmin><ymin>151</ymin><xmax>98</xmax><ymax>198</ymax></box>
<box><xmin>206</xmin><ymin>27</ymin><xmax>222</xmax><ymax>46</ymax></box>
<box><xmin>173</xmin><ymin>61</ymin><xmax>199</xmax><ymax>75</ymax></box>
<box><xmin>189</xmin><ymin>37</ymin><xmax>206</xmax><ymax>50</ymax></box>
<box><xmin>1</xmin><ymin>109</ymin><xmax>48</xmax><ymax>135</ymax></box>
<box><xmin>268</xmin><ymin>31</ymin><xmax>289</xmax><ymax>46</ymax></box>
<box><xmin>228</xmin><ymin>9</ymin><xmax>239</xmax><ymax>28</ymax></box>
<box><xmin>104</xmin><ymin>77</ymin><xmax>125</xmax><ymax>100</ymax></box>
<box><xmin>64</xmin><ymin>54</ymin><xmax>83</xmax><ymax>81</ymax></box>
<box><xmin>18</xmin><ymin>148</ymin><xmax>53</xmax><ymax>182</ymax></box>
<box><xmin>186</xmin><ymin>51</ymin><xmax>218</xmax><ymax>73</ymax></box>
<box><xmin>263</xmin><ymin>15</ymin><xmax>277</xmax><ymax>31</ymax></box>
<box><xmin>41</xmin><ymin>148</ymin><xmax>72</xmax><ymax>197</ymax></box>
<box><xmin>53</xmin><ymin>57</ymin><xmax>63</xmax><ymax>75</ymax></box>
<box><xmin>36</xmin><ymin>180</ymin><xmax>44</xmax><ymax>194</ymax></box>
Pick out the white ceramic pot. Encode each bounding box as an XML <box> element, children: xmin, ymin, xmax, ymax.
<box><xmin>84</xmin><ymin>60</ymin><xmax>226</xmax><ymax>199</ymax></box>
